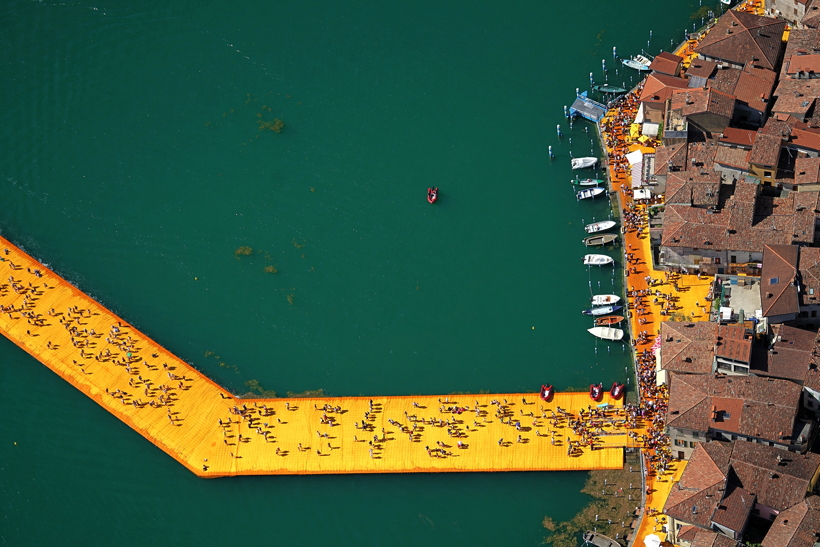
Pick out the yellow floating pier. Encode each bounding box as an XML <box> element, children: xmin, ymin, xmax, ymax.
<box><xmin>0</xmin><ymin>235</ymin><xmax>631</xmax><ymax>476</ymax></box>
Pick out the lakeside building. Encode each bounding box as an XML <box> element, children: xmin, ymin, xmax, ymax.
<box><xmin>663</xmin><ymin>440</ymin><xmax>820</xmax><ymax>544</ymax></box>
<box><xmin>666</xmin><ymin>373</ymin><xmax>813</xmax><ymax>459</ymax></box>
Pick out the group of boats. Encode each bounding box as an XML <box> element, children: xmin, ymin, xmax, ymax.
<box><xmin>589</xmin><ymin>382</ymin><xmax>625</xmax><ymax>402</ymax></box>
<box><xmin>540</xmin><ymin>382</ymin><xmax>624</xmax><ymax>403</ymax></box>
<box><xmin>583</xmin><ymin>293</ymin><xmax>625</xmax><ymax>340</ymax></box>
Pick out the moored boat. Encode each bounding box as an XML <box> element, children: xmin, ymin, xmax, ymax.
<box><xmin>583</xmin><ymin>254</ymin><xmax>614</xmax><ymax>266</ymax></box>
<box><xmin>585</xmin><ymin>220</ymin><xmax>617</xmax><ymax>233</ymax></box>
<box><xmin>592</xmin><ymin>84</ymin><xmax>627</xmax><ymax>94</ymax></box>
<box><xmin>427</xmin><ymin>187</ymin><xmax>438</xmax><ymax>203</ymax></box>
<box><xmin>581</xmin><ymin>304</ymin><xmax>622</xmax><ymax>316</ymax></box>
<box><xmin>540</xmin><ymin>384</ymin><xmax>554</xmax><ymax>402</ymax></box>
<box><xmin>582</xmin><ymin>233</ymin><xmax>617</xmax><ymax>246</ymax></box>
<box><xmin>621</xmin><ymin>54</ymin><xmax>652</xmax><ymax>71</ymax></box>
<box><xmin>591</xmin><ymin>294</ymin><xmax>620</xmax><ymax>306</ymax></box>
<box><xmin>610</xmin><ymin>382</ymin><xmax>625</xmax><ymax>399</ymax></box>
<box><xmin>577</xmin><ymin>187</ymin><xmax>605</xmax><ymax>200</ymax></box>
<box><xmin>572</xmin><ymin>178</ymin><xmax>604</xmax><ymax>186</ymax></box>
<box><xmin>587</xmin><ymin>326</ymin><xmax>625</xmax><ymax>341</ymax></box>
<box><xmin>571</xmin><ymin>157</ymin><xmax>597</xmax><ymax>169</ymax></box>
<box><xmin>595</xmin><ymin>315</ymin><xmax>624</xmax><ymax>326</ymax></box>
<box><xmin>590</xmin><ymin>383</ymin><xmax>603</xmax><ymax>401</ymax></box>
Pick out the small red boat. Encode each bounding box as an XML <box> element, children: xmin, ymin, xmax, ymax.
<box><xmin>427</xmin><ymin>187</ymin><xmax>438</xmax><ymax>203</ymax></box>
<box><xmin>595</xmin><ymin>315</ymin><xmax>624</xmax><ymax>326</ymax></box>
<box><xmin>540</xmin><ymin>384</ymin><xmax>554</xmax><ymax>402</ymax></box>
<box><xmin>589</xmin><ymin>383</ymin><xmax>603</xmax><ymax>401</ymax></box>
<box><xmin>610</xmin><ymin>382</ymin><xmax>625</xmax><ymax>400</ymax></box>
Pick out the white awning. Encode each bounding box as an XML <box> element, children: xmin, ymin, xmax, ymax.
<box><xmin>642</xmin><ymin>122</ymin><xmax>659</xmax><ymax>137</ymax></box>
<box><xmin>720</xmin><ymin>306</ymin><xmax>733</xmax><ymax>320</ymax></box>
<box><xmin>634</xmin><ymin>188</ymin><xmax>652</xmax><ymax>200</ymax></box>
<box><xmin>626</xmin><ymin>150</ymin><xmax>644</xmax><ymax>166</ymax></box>
<box><xmin>634</xmin><ymin>103</ymin><xmax>646</xmax><ymax>124</ymax></box>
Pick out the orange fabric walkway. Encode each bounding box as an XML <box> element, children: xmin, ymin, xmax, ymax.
<box><xmin>0</xmin><ymin>234</ymin><xmax>633</xmax><ymax>476</ymax></box>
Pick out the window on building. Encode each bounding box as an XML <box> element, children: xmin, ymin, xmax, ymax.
<box><xmin>692</xmin><ymin>432</ymin><xmax>699</xmax><ymax>439</ymax></box>
<box><xmin>764</xmin><ymin>171</ymin><xmax>773</xmax><ymax>178</ymax></box>
<box><xmin>674</xmin><ymin>439</ymin><xmax>683</xmax><ymax>446</ymax></box>
<box><xmin>770</xmin><ymin>277</ymin><xmax>779</xmax><ymax>285</ymax></box>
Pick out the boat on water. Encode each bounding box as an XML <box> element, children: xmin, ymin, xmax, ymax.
<box><xmin>582</xmin><ymin>304</ymin><xmax>622</xmax><ymax>316</ymax></box>
<box><xmin>572</xmin><ymin>178</ymin><xmax>604</xmax><ymax>186</ymax></box>
<box><xmin>610</xmin><ymin>382</ymin><xmax>625</xmax><ymax>400</ymax></box>
<box><xmin>583</xmin><ymin>254</ymin><xmax>614</xmax><ymax>266</ymax></box>
<box><xmin>588</xmin><ymin>326</ymin><xmax>625</xmax><ymax>341</ymax></box>
<box><xmin>582</xmin><ymin>233</ymin><xmax>617</xmax><ymax>246</ymax></box>
<box><xmin>427</xmin><ymin>187</ymin><xmax>438</xmax><ymax>203</ymax></box>
<box><xmin>621</xmin><ymin>54</ymin><xmax>652</xmax><ymax>71</ymax></box>
<box><xmin>592</xmin><ymin>84</ymin><xmax>627</xmax><ymax>94</ymax></box>
<box><xmin>577</xmin><ymin>187</ymin><xmax>605</xmax><ymax>200</ymax></box>
<box><xmin>589</xmin><ymin>383</ymin><xmax>603</xmax><ymax>401</ymax></box>
<box><xmin>591</xmin><ymin>294</ymin><xmax>620</xmax><ymax>306</ymax></box>
<box><xmin>540</xmin><ymin>384</ymin><xmax>554</xmax><ymax>402</ymax></box>
<box><xmin>571</xmin><ymin>157</ymin><xmax>597</xmax><ymax>169</ymax></box>
<box><xmin>585</xmin><ymin>220</ymin><xmax>617</xmax><ymax>233</ymax></box>
<box><xmin>595</xmin><ymin>315</ymin><xmax>624</xmax><ymax>326</ymax></box>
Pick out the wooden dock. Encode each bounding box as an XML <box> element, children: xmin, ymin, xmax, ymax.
<box><xmin>0</xmin><ymin>234</ymin><xmax>631</xmax><ymax>476</ymax></box>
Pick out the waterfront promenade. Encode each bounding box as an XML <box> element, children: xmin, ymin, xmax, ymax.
<box><xmin>0</xmin><ymin>234</ymin><xmax>640</xmax><ymax>476</ymax></box>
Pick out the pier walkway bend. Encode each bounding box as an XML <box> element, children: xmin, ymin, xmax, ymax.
<box><xmin>0</xmin><ymin>234</ymin><xmax>631</xmax><ymax>477</ymax></box>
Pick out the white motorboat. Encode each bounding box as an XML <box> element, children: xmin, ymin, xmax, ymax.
<box><xmin>587</xmin><ymin>327</ymin><xmax>625</xmax><ymax>341</ymax></box>
<box><xmin>621</xmin><ymin>54</ymin><xmax>652</xmax><ymax>71</ymax></box>
<box><xmin>583</xmin><ymin>254</ymin><xmax>614</xmax><ymax>266</ymax></box>
<box><xmin>571</xmin><ymin>157</ymin><xmax>598</xmax><ymax>169</ymax></box>
<box><xmin>591</xmin><ymin>294</ymin><xmax>620</xmax><ymax>306</ymax></box>
<box><xmin>585</xmin><ymin>220</ymin><xmax>617</xmax><ymax>233</ymax></box>
<box><xmin>577</xmin><ymin>187</ymin><xmax>605</xmax><ymax>200</ymax></box>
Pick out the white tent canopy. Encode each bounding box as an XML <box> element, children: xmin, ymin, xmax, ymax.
<box><xmin>626</xmin><ymin>149</ymin><xmax>644</xmax><ymax>166</ymax></box>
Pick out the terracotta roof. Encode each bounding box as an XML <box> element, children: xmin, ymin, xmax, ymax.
<box><xmin>800</xmin><ymin>244</ymin><xmax>820</xmax><ymax>296</ymax></box>
<box><xmin>691</xmin><ymin>529</ymin><xmax>740</xmax><ymax>547</ymax></box>
<box><xmin>761</xmin><ymin>244</ymin><xmax>800</xmax><ymax>317</ymax></box>
<box><xmin>711</xmin><ymin>482</ymin><xmax>754</xmax><ymax>534</ymax></box>
<box><xmin>773</xmin><ymin>79</ymin><xmax>820</xmax><ymax>119</ymax></box>
<box><xmin>665</xmin><ymin>442</ymin><xmax>727</xmax><ymax>527</ymax></box>
<box><xmin>639</xmin><ymin>73</ymin><xmax>690</xmax><ymax>105</ymax></box>
<box><xmin>671</xmin><ymin>87</ymin><xmax>736</xmax><ymax>120</ymax></box>
<box><xmin>716</xmin><ymin>325</ymin><xmax>752</xmax><ymax>364</ymax></box>
<box><xmin>790</xmin><ymin>126</ymin><xmax>820</xmax><ymax>152</ymax></box>
<box><xmin>653</xmin><ymin>142</ymin><xmax>688</xmax><ymax>176</ymax></box>
<box><xmin>650</xmin><ymin>51</ymin><xmax>683</xmax><ymax>76</ymax></box>
<box><xmin>713</xmin><ymin>146</ymin><xmax>750</xmax><ymax>170</ymax></box>
<box><xmin>661</xmin><ymin>181</ymin><xmax>820</xmax><ymax>253</ymax></box>
<box><xmin>720</xmin><ymin>127</ymin><xmax>758</xmax><ymax>148</ymax></box>
<box><xmin>687</xmin><ymin>58</ymin><xmax>718</xmax><ymax>80</ymax></box>
<box><xmin>781</xmin><ymin>28</ymin><xmax>820</xmax><ymax>78</ymax></box>
<box><xmin>665</xmin><ymin>172</ymin><xmax>721</xmax><ymax>208</ymax></box>
<box><xmin>694</xmin><ymin>11</ymin><xmax>787</xmax><ymax>71</ymax></box>
<box><xmin>762</xmin><ymin>495</ymin><xmax>820</xmax><ymax>547</ymax></box>
<box><xmin>666</xmin><ymin>373</ymin><xmax>801</xmax><ymax>442</ymax></box>
<box><xmin>729</xmin><ymin>441</ymin><xmax>820</xmax><ymax>510</ymax></box>
<box><xmin>678</xmin><ymin>525</ymin><xmax>700</xmax><ymax>543</ymax></box>
<box><xmin>660</xmin><ymin>321</ymin><xmax>719</xmax><ymax>374</ymax></box>
<box><xmin>732</xmin><ymin>64</ymin><xmax>777</xmax><ymax>113</ymax></box>
<box><xmin>795</xmin><ymin>156</ymin><xmax>820</xmax><ymax>186</ymax></box>
<box><xmin>666</xmin><ymin>440</ymin><xmax>820</xmax><ymax>532</ymax></box>
<box><xmin>748</xmin><ymin>132</ymin><xmax>783</xmax><ymax>167</ymax></box>
<box><xmin>803</xmin><ymin>0</ymin><xmax>820</xmax><ymax>28</ymax></box>
<box><xmin>754</xmin><ymin>324</ymin><xmax>818</xmax><ymax>383</ymax></box>
<box><xmin>786</xmin><ymin>54</ymin><xmax>820</xmax><ymax>76</ymax></box>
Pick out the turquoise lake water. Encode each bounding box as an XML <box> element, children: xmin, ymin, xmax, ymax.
<box><xmin>0</xmin><ymin>0</ymin><xmax>709</xmax><ymax>544</ymax></box>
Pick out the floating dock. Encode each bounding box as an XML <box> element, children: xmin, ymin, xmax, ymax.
<box><xmin>569</xmin><ymin>91</ymin><xmax>607</xmax><ymax>123</ymax></box>
<box><xmin>0</xmin><ymin>234</ymin><xmax>638</xmax><ymax>476</ymax></box>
